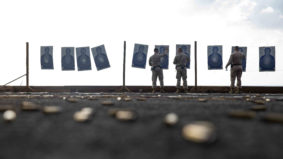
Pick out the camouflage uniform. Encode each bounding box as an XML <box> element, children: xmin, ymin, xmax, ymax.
<box><xmin>149</xmin><ymin>53</ymin><xmax>166</xmax><ymax>89</ymax></box>
<box><xmin>226</xmin><ymin>51</ymin><xmax>245</xmax><ymax>92</ymax></box>
<box><xmin>173</xmin><ymin>52</ymin><xmax>189</xmax><ymax>90</ymax></box>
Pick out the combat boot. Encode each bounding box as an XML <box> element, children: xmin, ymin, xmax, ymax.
<box><xmin>229</xmin><ymin>89</ymin><xmax>233</xmax><ymax>94</ymax></box>
<box><xmin>235</xmin><ymin>88</ymin><xmax>240</xmax><ymax>94</ymax></box>
<box><xmin>152</xmin><ymin>88</ymin><xmax>156</xmax><ymax>93</ymax></box>
<box><xmin>160</xmin><ymin>88</ymin><xmax>165</xmax><ymax>93</ymax></box>
<box><xmin>176</xmin><ymin>89</ymin><xmax>180</xmax><ymax>93</ymax></box>
<box><xmin>184</xmin><ymin>88</ymin><xmax>188</xmax><ymax>93</ymax></box>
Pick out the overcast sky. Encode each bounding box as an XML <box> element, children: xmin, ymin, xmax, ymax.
<box><xmin>0</xmin><ymin>0</ymin><xmax>282</xmax><ymax>86</ymax></box>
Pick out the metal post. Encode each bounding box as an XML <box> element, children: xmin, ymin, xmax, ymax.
<box><xmin>194</xmin><ymin>41</ymin><xmax>197</xmax><ymax>92</ymax></box>
<box><xmin>26</xmin><ymin>42</ymin><xmax>29</xmax><ymax>88</ymax></box>
<box><xmin>118</xmin><ymin>41</ymin><xmax>130</xmax><ymax>92</ymax></box>
<box><xmin>123</xmin><ymin>41</ymin><xmax>126</xmax><ymax>88</ymax></box>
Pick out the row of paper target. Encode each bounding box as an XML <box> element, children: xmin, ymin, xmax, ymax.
<box><xmin>41</xmin><ymin>44</ymin><xmax>276</xmax><ymax>72</ymax></box>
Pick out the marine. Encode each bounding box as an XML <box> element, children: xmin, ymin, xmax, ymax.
<box><xmin>149</xmin><ymin>48</ymin><xmax>168</xmax><ymax>93</ymax></box>
<box><xmin>173</xmin><ymin>48</ymin><xmax>190</xmax><ymax>93</ymax></box>
<box><xmin>225</xmin><ymin>46</ymin><xmax>245</xmax><ymax>93</ymax></box>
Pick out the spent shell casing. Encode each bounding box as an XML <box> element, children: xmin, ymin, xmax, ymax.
<box><xmin>182</xmin><ymin>121</ymin><xmax>216</xmax><ymax>144</ymax></box>
<box><xmin>262</xmin><ymin>113</ymin><xmax>283</xmax><ymax>124</ymax></box>
<box><xmin>228</xmin><ymin>110</ymin><xmax>256</xmax><ymax>119</ymax></box>
<box><xmin>164</xmin><ymin>113</ymin><xmax>179</xmax><ymax>126</ymax></box>
<box><xmin>73</xmin><ymin>111</ymin><xmax>90</xmax><ymax>122</ymax></box>
<box><xmin>101</xmin><ymin>101</ymin><xmax>114</xmax><ymax>106</ymax></box>
<box><xmin>3</xmin><ymin>110</ymin><xmax>16</xmax><ymax>122</ymax></box>
<box><xmin>21</xmin><ymin>101</ymin><xmax>40</xmax><ymax>111</ymax></box>
<box><xmin>116</xmin><ymin>110</ymin><xmax>137</xmax><ymax>121</ymax></box>
<box><xmin>42</xmin><ymin>106</ymin><xmax>62</xmax><ymax>114</ymax></box>
<box><xmin>250</xmin><ymin>105</ymin><xmax>267</xmax><ymax>111</ymax></box>
<box><xmin>67</xmin><ymin>98</ymin><xmax>79</xmax><ymax>103</ymax></box>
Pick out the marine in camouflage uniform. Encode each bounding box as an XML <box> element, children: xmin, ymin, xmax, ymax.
<box><xmin>173</xmin><ymin>48</ymin><xmax>190</xmax><ymax>93</ymax></box>
<box><xmin>225</xmin><ymin>46</ymin><xmax>245</xmax><ymax>93</ymax></box>
<box><xmin>149</xmin><ymin>48</ymin><xmax>168</xmax><ymax>93</ymax></box>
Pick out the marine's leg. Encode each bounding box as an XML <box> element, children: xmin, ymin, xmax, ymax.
<box><xmin>176</xmin><ymin>69</ymin><xmax>181</xmax><ymax>93</ymax></box>
<box><xmin>230</xmin><ymin>67</ymin><xmax>236</xmax><ymax>93</ymax></box>
<box><xmin>159</xmin><ymin>69</ymin><xmax>165</xmax><ymax>93</ymax></box>
<box><xmin>152</xmin><ymin>70</ymin><xmax>157</xmax><ymax>93</ymax></box>
<box><xmin>236</xmin><ymin>67</ymin><xmax>243</xmax><ymax>93</ymax></box>
<box><xmin>182</xmin><ymin>69</ymin><xmax>188</xmax><ymax>92</ymax></box>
